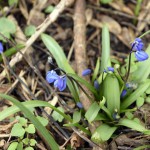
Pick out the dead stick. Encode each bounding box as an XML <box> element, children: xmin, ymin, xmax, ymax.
<box><xmin>74</xmin><ymin>1</ymin><xmax>107</xmax><ymax>149</ymax></box>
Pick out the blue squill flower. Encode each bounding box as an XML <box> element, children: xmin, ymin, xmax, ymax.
<box><xmin>46</xmin><ymin>70</ymin><xmax>59</xmax><ymax>83</ymax></box>
<box><xmin>94</xmin><ymin>80</ymin><xmax>100</xmax><ymax>90</ymax></box>
<box><xmin>121</xmin><ymin>90</ymin><xmax>127</xmax><ymax>98</ymax></box>
<box><xmin>135</xmin><ymin>50</ymin><xmax>149</xmax><ymax>61</ymax></box>
<box><xmin>0</xmin><ymin>42</ymin><xmax>3</xmax><ymax>54</ymax></box>
<box><xmin>77</xmin><ymin>102</ymin><xmax>83</xmax><ymax>109</ymax></box>
<box><xmin>82</xmin><ymin>69</ymin><xmax>92</xmax><ymax>76</ymax></box>
<box><xmin>54</xmin><ymin>76</ymin><xmax>67</xmax><ymax>91</ymax></box>
<box><xmin>107</xmin><ymin>67</ymin><xmax>114</xmax><ymax>72</ymax></box>
<box><xmin>104</xmin><ymin>67</ymin><xmax>114</xmax><ymax>73</ymax></box>
<box><xmin>131</xmin><ymin>38</ymin><xmax>144</xmax><ymax>51</ymax></box>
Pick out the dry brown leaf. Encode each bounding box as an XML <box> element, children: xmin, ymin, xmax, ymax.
<box><xmin>85</xmin><ymin>8</ymin><xmax>93</xmax><ymax>24</ymax></box>
<box><xmin>43</xmin><ymin>96</ymin><xmax>58</xmax><ymax>117</ymax></box>
<box><xmin>110</xmin><ymin>0</ymin><xmax>134</xmax><ymax>15</ymax></box>
<box><xmin>70</xmin><ymin>133</ymin><xmax>82</xmax><ymax>149</ymax></box>
<box><xmin>0</xmin><ymin>140</ymin><xmax>5</xmax><ymax>148</ymax></box>
<box><xmin>89</xmin><ymin>15</ymin><xmax>121</xmax><ymax>35</ymax></box>
<box><xmin>136</xmin><ymin>1</ymin><xmax>150</xmax><ymax>36</ymax></box>
<box><xmin>118</xmin><ymin>27</ymin><xmax>135</xmax><ymax>47</ymax></box>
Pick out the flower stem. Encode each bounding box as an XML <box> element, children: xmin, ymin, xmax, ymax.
<box><xmin>139</xmin><ymin>30</ymin><xmax>150</xmax><ymax>38</ymax></box>
<box><xmin>125</xmin><ymin>52</ymin><xmax>132</xmax><ymax>82</ymax></box>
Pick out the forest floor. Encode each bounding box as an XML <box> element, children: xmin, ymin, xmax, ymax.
<box><xmin>0</xmin><ymin>0</ymin><xmax>150</xmax><ymax>150</ymax></box>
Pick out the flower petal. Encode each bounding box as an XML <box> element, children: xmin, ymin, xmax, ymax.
<box><xmin>135</xmin><ymin>50</ymin><xmax>149</xmax><ymax>61</ymax></box>
<box><xmin>46</xmin><ymin>70</ymin><xmax>59</xmax><ymax>83</ymax></box>
<box><xmin>82</xmin><ymin>69</ymin><xmax>92</xmax><ymax>76</ymax></box>
<box><xmin>132</xmin><ymin>38</ymin><xmax>144</xmax><ymax>51</ymax></box>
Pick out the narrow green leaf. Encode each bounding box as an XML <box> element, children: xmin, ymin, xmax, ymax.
<box><xmin>0</xmin><ymin>94</ymin><xmax>59</xmax><ymax>150</ymax></box>
<box><xmin>0</xmin><ymin>100</ymin><xmax>71</xmax><ymax>122</ymax></box>
<box><xmin>136</xmin><ymin>97</ymin><xmax>144</xmax><ymax>108</ymax></box>
<box><xmin>85</xmin><ymin>102</ymin><xmax>100</xmax><ymax>123</ymax></box>
<box><xmin>100</xmin><ymin>25</ymin><xmax>111</xmax><ymax>73</ymax></box>
<box><xmin>68</xmin><ymin>73</ymin><xmax>97</xmax><ymax>95</ymax></box>
<box><xmin>92</xmin><ymin>57</ymin><xmax>100</xmax><ymax>82</ymax></box>
<box><xmin>41</xmin><ymin>33</ymin><xmax>79</xmax><ymax>101</ymax></box>
<box><xmin>121</xmin><ymin>80</ymin><xmax>150</xmax><ymax>109</ymax></box>
<box><xmin>133</xmin><ymin>145</ymin><xmax>150</xmax><ymax>150</ymax></box>
<box><xmin>118</xmin><ymin>118</ymin><xmax>146</xmax><ymax>132</ymax></box>
<box><xmin>0</xmin><ymin>44</ymin><xmax>24</xmax><ymax>62</ymax></box>
<box><xmin>91</xmin><ymin>124</ymin><xmax>117</xmax><ymax>143</ymax></box>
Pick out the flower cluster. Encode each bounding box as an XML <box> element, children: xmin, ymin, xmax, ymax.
<box><xmin>46</xmin><ymin>70</ymin><xmax>67</xmax><ymax>91</ymax></box>
<box><xmin>131</xmin><ymin>38</ymin><xmax>148</xmax><ymax>61</ymax></box>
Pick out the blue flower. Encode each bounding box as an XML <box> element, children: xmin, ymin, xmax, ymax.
<box><xmin>82</xmin><ymin>69</ymin><xmax>92</xmax><ymax>76</ymax></box>
<box><xmin>94</xmin><ymin>80</ymin><xmax>100</xmax><ymax>90</ymax></box>
<box><xmin>104</xmin><ymin>67</ymin><xmax>114</xmax><ymax>73</ymax></box>
<box><xmin>107</xmin><ymin>67</ymin><xmax>114</xmax><ymax>72</ymax></box>
<box><xmin>131</xmin><ymin>38</ymin><xmax>144</xmax><ymax>51</ymax></box>
<box><xmin>135</xmin><ymin>50</ymin><xmax>149</xmax><ymax>61</ymax></box>
<box><xmin>121</xmin><ymin>90</ymin><xmax>127</xmax><ymax>98</ymax></box>
<box><xmin>54</xmin><ymin>76</ymin><xmax>67</xmax><ymax>91</ymax></box>
<box><xmin>46</xmin><ymin>70</ymin><xmax>59</xmax><ymax>83</ymax></box>
<box><xmin>0</xmin><ymin>42</ymin><xmax>3</xmax><ymax>54</ymax></box>
<box><xmin>77</xmin><ymin>102</ymin><xmax>83</xmax><ymax>109</ymax></box>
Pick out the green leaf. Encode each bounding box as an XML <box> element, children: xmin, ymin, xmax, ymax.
<box><xmin>118</xmin><ymin>118</ymin><xmax>146</xmax><ymax>132</ymax></box>
<box><xmin>25</xmin><ymin>124</ymin><xmax>35</xmax><ymax>134</ymax></box>
<box><xmin>121</xmin><ymin>80</ymin><xmax>150</xmax><ymax>109</ymax></box>
<box><xmin>136</xmin><ymin>97</ymin><xmax>144</xmax><ymax>108</ymax></box>
<box><xmin>0</xmin><ymin>100</ymin><xmax>72</xmax><ymax>122</ymax></box>
<box><xmin>45</xmin><ymin>5</ymin><xmax>55</xmax><ymax>13</ymax></box>
<box><xmin>18</xmin><ymin>117</ymin><xmax>28</xmax><ymax>126</ymax></box>
<box><xmin>100</xmin><ymin>0</ymin><xmax>112</xmax><ymax>4</ymax></box>
<box><xmin>92</xmin><ymin>57</ymin><xmax>100</xmax><ymax>82</ymax></box>
<box><xmin>85</xmin><ymin>102</ymin><xmax>100</xmax><ymax>123</ymax></box>
<box><xmin>8</xmin><ymin>0</ymin><xmax>18</xmax><ymax>6</ymax></box>
<box><xmin>0</xmin><ymin>94</ymin><xmax>59</xmax><ymax>150</ymax></box>
<box><xmin>125</xmin><ymin>112</ymin><xmax>134</xmax><ymax>120</ymax></box>
<box><xmin>8</xmin><ymin>142</ymin><xmax>18</xmax><ymax>150</ymax></box>
<box><xmin>91</xmin><ymin>124</ymin><xmax>117</xmax><ymax>143</ymax></box>
<box><xmin>100</xmin><ymin>25</ymin><xmax>111</xmax><ymax>73</ymax></box>
<box><xmin>0</xmin><ymin>44</ymin><xmax>24</xmax><ymax>62</ymax></box>
<box><xmin>103</xmin><ymin>74</ymin><xmax>120</xmax><ymax>114</ymax></box>
<box><xmin>36</xmin><ymin>116</ymin><xmax>48</xmax><ymax>126</ymax></box>
<box><xmin>25</xmin><ymin>147</ymin><xmax>34</xmax><ymax>150</ymax></box>
<box><xmin>68</xmin><ymin>73</ymin><xmax>97</xmax><ymax>95</ymax></box>
<box><xmin>0</xmin><ymin>17</ymin><xmax>16</xmax><ymax>42</ymax></box>
<box><xmin>133</xmin><ymin>145</ymin><xmax>150</xmax><ymax>150</ymax></box>
<box><xmin>41</xmin><ymin>33</ymin><xmax>79</xmax><ymax>101</ymax></box>
<box><xmin>145</xmin><ymin>85</ymin><xmax>150</xmax><ymax>94</ymax></box>
<box><xmin>146</xmin><ymin>97</ymin><xmax>150</xmax><ymax>103</ymax></box>
<box><xmin>30</xmin><ymin>139</ymin><xmax>37</xmax><ymax>146</ymax></box>
<box><xmin>17</xmin><ymin>142</ymin><xmax>23</xmax><ymax>150</ymax></box>
<box><xmin>73</xmin><ymin>111</ymin><xmax>81</xmax><ymax>123</ymax></box>
<box><xmin>24</xmin><ymin>25</ymin><xmax>36</xmax><ymax>37</ymax></box>
<box><xmin>11</xmin><ymin>123</ymin><xmax>25</xmax><ymax>137</ymax></box>
<box><xmin>52</xmin><ymin>107</ymin><xmax>64</xmax><ymax>122</ymax></box>
<box><xmin>22</xmin><ymin>138</ymin><xmax>29</xmax><ymax>145</ymax></box>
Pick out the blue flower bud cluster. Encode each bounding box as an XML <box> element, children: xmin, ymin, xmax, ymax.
<box><xmin>46</xmin><ymin>70</ymin><xmax>67</xmax><ymax>91</ymax></box>
<box><xmin>132</xmin><ymin>38</ymin><xmax>149</xmax><ymax>61</ymax></box>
